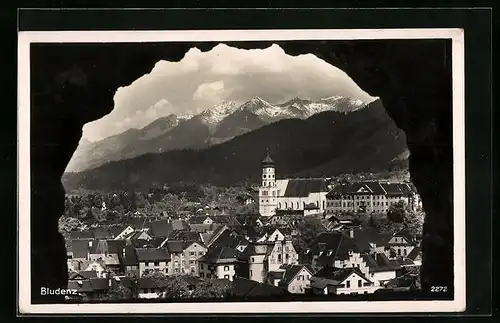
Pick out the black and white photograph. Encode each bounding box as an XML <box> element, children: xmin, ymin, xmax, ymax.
<box><xmin>18</xmin><ymin>26</ymin><xmax>466</xmax><ymax>314</ymax></box>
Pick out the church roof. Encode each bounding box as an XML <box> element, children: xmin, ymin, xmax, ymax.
<box><xmin>261</xmin><ymin>152</ymin><xmax>274</xmax><ymax>166</ymax></box>
<box><xmin>283</xmin><ymin>178</ymin><xmax>328</xmax><ymax>197</ymax></box>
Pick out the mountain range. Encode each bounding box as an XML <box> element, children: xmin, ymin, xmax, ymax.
<box><xmin>66</xmin><ymin>96</ymin><xmax>366</xmax><ymax>172</ymax></box>
<box><xmin>62</xmin><ymin>98</ymin><xmax>409</xmax><ymax>191</ymax></box>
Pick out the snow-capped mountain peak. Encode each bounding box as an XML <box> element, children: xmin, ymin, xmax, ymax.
<box><xmin>199</xmin><ymin>101</ymin><xmax>239</xmax><ymax>125</ymax></box>
<box><xmin>240</xmin><ymin>96</ymin><xmax>296</xmax><ymax>119</ymax></box>
<box><xmin>178</xmin><ymin>113</ymin><xmax>193</xmax><ymax>121</ymax></box>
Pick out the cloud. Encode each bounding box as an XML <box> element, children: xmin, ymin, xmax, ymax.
<box><xmin>193</xmin><ymin>80</ymin><xmax>227</xmax><ymax>104</ymax></box>
<box><xmin>82</xmin><ymin>43</ymin><xmax>374</xmax><ymax>142</ymax></box>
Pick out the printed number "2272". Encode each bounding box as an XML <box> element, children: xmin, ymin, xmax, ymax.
<box><xmin>430</xmin><ymin>286</ymin><xmax>448</xmax><ymax>292</ymax></box>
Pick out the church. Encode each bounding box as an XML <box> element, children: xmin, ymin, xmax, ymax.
<box><xmin>258</xmin><ymin>153</ymin><xmax>329</xmax><ymax>217</ymax></box>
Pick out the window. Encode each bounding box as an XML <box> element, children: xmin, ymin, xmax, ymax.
<box><xmin>251</xmin><ymin>257</ymin><xmax>255</xmax><ymax>263</ymax></box>
<box><xmin>144</xmin><ymin>262</ymin><xmax>149</xmax><ymax>266</ymax></box>
<box><xmin>398</xmin><ymin>249</ymin><xmax>401</xmax><ymax>255</ymax></box>
<box><xmin>278</xmin><ymin>254</ymin><xmax>282</xmax><ymax>263</ymax></box>
<box><xmin>200</xmin><ymin>273</ymin><xmax>204</xmax><ymax>278</ymax></box>
<box><xmin>200</xmin><ymin>264</ymin><xmax>204</xmax><ymax>269</ymax></box>
<box><xmin>199</xmin><ymin>251</ymin><xmax>204</xmax><ymax>256</ymax></box>
<box><xmin>224</xmin><ymin>274</ymin><xmax>230</xmax><ymax>280</ymax></box>
<box><xmin>346</xmin><ymin>281</ymin><xmax>350</xmax><ymax>288</ymax></box>
<box><xmin>207</xmin><ymin>274</ymin><xmax>211</xmax><ymax>279</ymax></box>
<box><xmin>154</xmin><ymin>261</ymin><xmax>159</xmax><ymax>266</ymax></box>
<box><xmin>358</xmin><ymin>280</ymin><xmax>362</xmax><ymax>287</ymax></box>
<box><xmin>403</xmin><ymin>249</ymin><xmax>407</xmax><ymax>256</ymax></box>
<box><xmin>190</xmin><ymin>267</ymin><xmax>195</xmax><ymax>273</ymax></box>
<box><xmin>262</xmin><ymin>191</ymin><xmax>268</xmax><ymax>196</ymax></box>
<box><xmin>175</xmin><ymin>268</ymin><xmax>180</xmax><ymax>273</ymax></box>
<box><xmin>263</xmin><ymin>175</ymin><xmax>267</xmax><ymax>179</ymax></box>
<box><xmin>224</xmin><ymin>266</ymin><xmax>229</xmax><ymax>271</ymax></box>
<box><xmin>250</xmin><ymin>270</ymin><xmax>253</xmax><ymax>276</ymax></box>
<box><xmin>190</xmin><ymin>260</ymin><xmax>195</xmax><ymax>265</ymax></box>
<box><xmin>190</xmin><ymin>252</ymin><xmax>195</xmax><ymax>256</ymax></box>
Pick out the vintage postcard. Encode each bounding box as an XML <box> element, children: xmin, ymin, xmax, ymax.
<box><xmin>18</xmin><ymin>28</ymin><xmax>465</xmax><ymax>314</ymax></box>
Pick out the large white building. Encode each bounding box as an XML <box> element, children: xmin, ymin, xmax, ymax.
<box><xmin>325</xmin><ymin>181</ymin><xmax>422</xmax><ymax>215</ymax></box>
<box><xmin>258</xmin><ymin>153</ymin><xmax>329</xmax><ymax>217</ymax></box>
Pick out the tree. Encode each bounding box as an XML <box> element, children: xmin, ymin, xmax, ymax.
<box><xmin>163</xmin><ymin>193</ymin><xmax>187</xmax><ymax>215</ymax></box>
<box><xmin>161</xmin><ymin>275</ymin><xmax>191</xmax><ymax>299</ymax></box>
<box><xmin>236</xmin><ymin>202</ymin><xmax>259</xmax><ymax>216</ymax></box>
<box><xmin>141</xmin><ymin>272</ymin><xmax>192</xmax><ymax>299</ymax></box>
<box><xmin>403</xmin><ymin>210</ymin><xmax>425</xmax><ymax>235</ymax></box>
<box><xmin>105</xmin><ymin>281</ymin><xmax>132</xmax><ymax>301</ymax></box>
<box><xmin>370</xmin><ymin>212</ymin><xmax>403</xmax><ymax>235</ymax></box>
<box><xmin>387</xmin><ymin>200</ymin><xmax>408</xmax><ymax>223</ymax></box>
<box><xmin>191</xmin><ymin>279</ymin><xmax>233</xmax><ymax>299</ymax></box>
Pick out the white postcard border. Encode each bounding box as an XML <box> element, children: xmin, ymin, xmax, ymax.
<box><xmin>17</xmin><ymin>28</ymin><xmax>466</xmax><ymax>314</ymax></box>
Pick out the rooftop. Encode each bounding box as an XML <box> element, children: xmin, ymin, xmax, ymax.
<box><xmin>283</xmin><ymin>179</ymin><xmax>329</xmax><ymax>198</ymax></box>
<box><xmin>261</xmin><ymin>151</ymin><xmax>274</xmax><ymax>166</ymax></box>
<box><xmin>135</xmin><ymin>248</ymin><xmax>170</xmax><ymax>262</ymax></box>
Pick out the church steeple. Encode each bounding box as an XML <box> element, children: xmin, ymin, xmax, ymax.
<box><xmin>261</xmin><ymin>149</ymin><xmax>274</xmax><ymax>167</ymax></box>
<box><xmin>259</xmin><ymin>149</ymin><xmax>278</xmax><ymax>217</ymax></box>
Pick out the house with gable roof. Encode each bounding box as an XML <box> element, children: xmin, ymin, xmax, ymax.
<box><xmin>198</xmin><ymin>245</ymin><xmax>241</xmax><ymax>281</ymax></box>
<box><xmin>118</xmin><ymin>244</ymin><xmax>139</xmax><ymax>277</ymax></box>
<box><xmin>310</xmin><ymin>266</ymin><xmax>379</xmax><ymax>295</ymax></box>
<box><xmin>360</xmin><ymin>252</ymin><xmax>401</xmax><ymax>287</ymax></box>
<box><xmin>266</xmin><ymin>264</ymin><xmax>315</xmax><ymax>294</ymax></box>
<box><xmin>238</xmin><ymin>238</ymin><xmax>299</xmax><ymax>283</ymax></box>
<box><xmin>164</xmin><ymin>240</ymin><xmax>207</xmax><ymax>276</ymax></box>
<box><xmin>299</xmin><ymin>232</ymin><xmax>364</xmax><ymax>271</ymax></box>
<box><xmin>387</xmin><ymin>230</ymin><xmax>417</xmax><ymax>258</ymax></box>
<box><xmin>135</xmin><ymin>248</ymin><xmax>170</xmax><ymax>277</ymax></box>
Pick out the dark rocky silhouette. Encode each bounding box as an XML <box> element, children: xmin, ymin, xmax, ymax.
<box><xmin>30</xmin><ymin>39</ymin><xmax>452</xmax><ymax>303</ymax></box>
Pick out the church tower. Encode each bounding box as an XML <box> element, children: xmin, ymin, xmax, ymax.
<box><xmin>259</xmin><ymin>151</ymin><xmax>278</xmax><ymax>217</ymax></box>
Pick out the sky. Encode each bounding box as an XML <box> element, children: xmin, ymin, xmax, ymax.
<box><xmin>82</xmin><ymin>43</ymin><xmax>375</xmax><ymax>142</ymax></box>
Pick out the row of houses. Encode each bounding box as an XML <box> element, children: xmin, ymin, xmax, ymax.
<box><xmin>67</xmin><ymin>213</ymin><xmax>422</xmax><ymax>299</ymax></box>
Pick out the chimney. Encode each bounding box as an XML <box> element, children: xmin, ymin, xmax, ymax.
<box><xmin>349</xmin><ymin>228</ymin><xmax>354</xmax><ymax>238</ymax></box>
<box><xmin>88</xmin><ymin>240</ymin><xmax>93</xmax><ymax>248</ymax></box>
